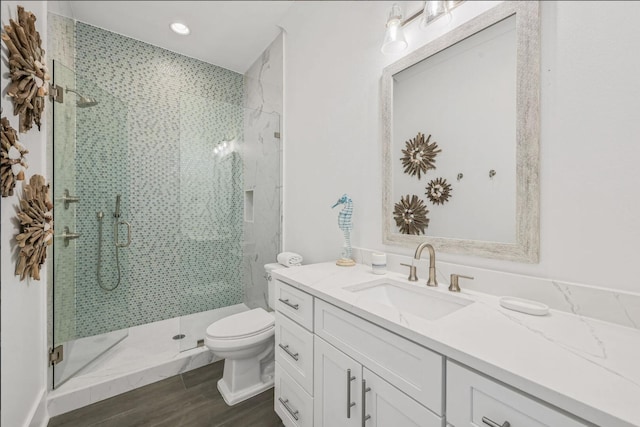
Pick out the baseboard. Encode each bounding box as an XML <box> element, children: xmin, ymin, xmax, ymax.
<box><xmin>27</xmin><ymin>388</ymin><xmax>49</xmax><ymax>427</ymax></box>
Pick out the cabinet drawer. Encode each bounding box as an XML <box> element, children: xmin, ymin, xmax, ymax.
<box><xmin>276</xmin><ymin>281</ymin><xmax>314</xmax><ymax>331</ymax></box>
<box><xmin>314</xmin><ymin>299</ymin><xmax>444</xmax><ymax>415</ymax></box>
<box><xmin>446</xmin><ymin>361</ymin><xmax>588</xmax><ymax>427</ymax></box>
<box><xmin>275</xmin><ymin>362</ymin><xmax>314</xmax><ymax>427</ymax></box>
<box><xmin>275</xmin><ymin>312</ymin><xmax>314</xmax><ymax>395</ymax></box>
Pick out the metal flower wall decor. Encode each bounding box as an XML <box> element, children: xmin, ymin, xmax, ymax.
<box><xmin>393</xmin><ymin>194</ymin><xmax>429</xmax><ymax>235</ymax></box>
<box><xmin>400</xmin><ymin>132</ymin><xmax>441</xmax><ymax>179</ymax></box>
<box><xmin>15</xmin><ymin>174</ymin><xmax>53</xmax><ymax>281</ymax></box>
<box><xmin>426</xmin><ymin>177</ymin><xmax>452</xmax><ymax>205</ymax></box>
<box><xmin>1</xmin><ymin>116</ymin><xmax>28</xmax><ymax>197</ymax></box>
<box><xmin>1</xmin><ymin>5</ymin><xmax>50</xmax><ymax>133</ymax></box>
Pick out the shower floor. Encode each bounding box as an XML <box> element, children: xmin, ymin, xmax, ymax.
<box><xmin>47</xmin><ymin>304</ymin><xmax>249</xmax><ymax>418</ymax></box>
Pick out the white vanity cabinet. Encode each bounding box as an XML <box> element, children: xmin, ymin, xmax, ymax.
<box><xmin>275</xmin><ymin>279</ymin><xmax>445</xmax><ymax>427</ymax></box>
<box><xmin>314</xmin><ymin>336</ymin><xmax>441</xmax><ymax>427</ymax></box>
<box><xmin>314</xmin><ymin>299</ymin><xmax>444</xmax><ymax>414</ymax></box>
<box><xmin>274</xmin><ymin>278</ymin><xmax>590</xmax><ymax>427</ymax></box>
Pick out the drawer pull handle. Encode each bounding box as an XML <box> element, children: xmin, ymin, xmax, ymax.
<box><xmin>278</xmin><ymin>343</ymin><xmax>299</xmax><ymax>361</ymax></box>
<box><xmin>362</xmin><ymin>379</ymin><xmax>371</xmax><ymax>426</ymax></box>
<box><xmin>346</xmin><ymin>369</ymin><xmax>356</xmax><ymax>418</ymax></box>
<box><xmin>279</xmin><ymin>397</ymin><xmax>299</xmax><ymax>420</ymax></box>
<box><xmin>278</xmin><ymin>298</ymin><xmax>299</xmax><ymax>310</ymax></box>
<box><xmin>482</xmin><ymin>416</ymin><xmax>510</xmax><ymax>427</ymax></box>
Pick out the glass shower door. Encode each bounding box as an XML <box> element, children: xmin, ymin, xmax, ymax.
<box><xmin>176</xmin><ymin>92</ymin><xmax>282</xmax><ymax>351</ymax></box>
<box><xmin>52</xmin><ymin>60</ymin><xmax>128</xmax><ymax>388</ymax></box>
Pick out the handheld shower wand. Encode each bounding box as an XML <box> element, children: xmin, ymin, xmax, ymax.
<box><xmin>97</xmin><ymin>194</ymin><xmax>130</xmax><ymax>292</ymax></box>
<box><xmin>114</xmin><ymin>194</ymin><xmax>121</xmax><ymax>218</ymax></box>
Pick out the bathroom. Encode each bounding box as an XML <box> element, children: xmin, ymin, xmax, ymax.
<box><xmin>1</xmin><ymin>0</ymin><xmax>639</xmax><ymax>426</ymax></box>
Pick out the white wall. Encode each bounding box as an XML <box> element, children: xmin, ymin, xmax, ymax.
<box><xmin>1</xmin><ymin>2</ymin><xmax>49</xmax><ymax>426</ymax></box>
<box><xmin>280</xmin><ymin>0</ymin><xmax>640</xmax><ymax>293</ymax></box>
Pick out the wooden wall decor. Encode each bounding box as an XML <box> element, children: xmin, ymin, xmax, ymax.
<box><xmin>400</xmin><ymin>132</ymin><xmax>441</xmax><ymax>179</ymax></box>
<box><xmin>15</xmin><ymin>174</ymin><xmax>53</xmax><ymax>281</ymax></box>
<box><xmin>1</xmin><ymin>5</ymin><xmax>49</xmax><ymax>133</ymax></box>
<box><xmin>426</xmin><ymin>177</ymin><xmax>452</xmax><ymax>205</ymax></box>
<box><xmin>1</xmin><ymin>116</ymin><xmax>28</xmax><ymax>197</ymax></box>
<box><xmin>393</xmin><ymin>194</ymin><xmax>429</xmax><ymax>235</ymax></box>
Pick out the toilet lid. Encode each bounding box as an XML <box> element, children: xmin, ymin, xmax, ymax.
<box><xmin>206</xmin><ymin>308</ymin><xmax>274</xmax><ymax>339</ymax></box>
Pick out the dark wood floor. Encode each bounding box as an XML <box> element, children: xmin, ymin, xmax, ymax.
<box><xmin>48</xmin><ymin>361</ymin><xmax>284</xmax><ymax>427</ymax></box>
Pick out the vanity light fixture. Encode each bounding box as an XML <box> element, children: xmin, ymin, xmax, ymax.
<box><xmin>381</xmin><ymin>1</ymin><xmax>464</xmax><ymax>55</ymax></box>
<box><xmin>381</xmin><ymin>3</ymin><xmax>408</xmax><ymax>54</ymax></box>
<box><xmin>421</xmin><ymin>1</ymin><xmax>450</xmax><ymax>27</ymax></box>
<box><xmin>170</xmin><ymin>22</ymin><xmax>190</xmax><ymax>35</ymax></box>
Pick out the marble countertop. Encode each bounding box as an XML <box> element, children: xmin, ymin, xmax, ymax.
<box><xmin>272</xmin><ymin>262</ymin><xmax>640</xmax><ymax>427</ymax></box>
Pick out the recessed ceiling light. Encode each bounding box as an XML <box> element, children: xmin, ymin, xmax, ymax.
<box><xmin>170</xmin><ymin>22</ymin><xmax>190</xmax><ymax>35</ymax></box>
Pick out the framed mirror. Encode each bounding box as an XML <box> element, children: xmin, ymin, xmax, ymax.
<box><xmin>381</xmin><ymin>1</ymin><xmax>540</xmax><ymax>262</ymax></box>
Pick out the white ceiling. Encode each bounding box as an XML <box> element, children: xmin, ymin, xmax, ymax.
<box><xmin>60</xmin><ymin>1</ymin><xmax>293</xmax><ymax>74</ymax></box>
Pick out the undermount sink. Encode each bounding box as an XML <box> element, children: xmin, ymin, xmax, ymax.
<box><xmin>345</xmin><ymin>280</ymin><xmax>473</xmax><ymax>321</ymax></box>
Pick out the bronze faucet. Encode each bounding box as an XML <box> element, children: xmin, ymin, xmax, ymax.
<box><xmin>400</xmin><ymin>242</ymin><xmax>438</xmax><ymax>285</ymax></box>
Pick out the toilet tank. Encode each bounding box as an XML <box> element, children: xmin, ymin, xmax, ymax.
<box><xmin>265</xmin><ymin>263</ymin><xmax>283</xmax><ymax>310</ymax></box>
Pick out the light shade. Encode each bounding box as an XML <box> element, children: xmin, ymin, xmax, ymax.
<box><xmin>170</xmin><ymin>22</ymin><xmax>190</xmax><ymax>35</ymax></box>
<box><xmin>381</xmin><ymin>4</ymin><xmax>408</xmax><ymax>54</ymax></box>
<box><xmin>421</xmin><ymin>1</ymin><xmax>451</xmax><ymax>27</ymax></box>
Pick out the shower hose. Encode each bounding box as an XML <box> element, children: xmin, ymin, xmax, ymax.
<box><xmin>97</xmin><ymin>212</ymin><xmax>121</xmax><ymax>291</ymax></box>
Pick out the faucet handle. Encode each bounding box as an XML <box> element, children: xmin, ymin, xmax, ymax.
<box><xmin>449</xmin><ymin>274</ymin><xmax>473</xmax><ymax>292</ymax></box>
<box><xmin>400</xmin><ymin>263</ymin><xmax>418</xmax><ymax>282</ymax></box>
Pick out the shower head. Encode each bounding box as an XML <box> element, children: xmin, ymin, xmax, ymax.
<box><xmin>66</xmin><ymin>88</ymin><xmax>98</xmax><ymax>108</ymax></box>
<box><xmin>77</xmin><ymin>96</ymin><xmax>98</xmax><ymax>108</ymax></box>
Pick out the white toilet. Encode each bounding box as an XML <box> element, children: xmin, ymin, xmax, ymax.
<box><xmin>205</xmin><ymin>263</ymin><xmax>282</xmax><ymax>405</ymax></box>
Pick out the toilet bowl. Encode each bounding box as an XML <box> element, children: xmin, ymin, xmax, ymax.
<box><xmin>205</xmin><ymin>307</ymin><xmax>275</xmax><ymax>405</ymax></box>
<box><xmin>205</xmin><ymin>263</ymin><xmax>283</xmax><ymax>405</ymax></box>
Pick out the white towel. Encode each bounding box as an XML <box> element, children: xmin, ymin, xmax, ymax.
<box><xmin>277</xmin><ymin>252</ymin><xmax>303</xmax><ymax>267</ymax></box>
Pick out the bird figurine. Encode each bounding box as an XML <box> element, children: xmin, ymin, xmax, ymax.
<box><xmin>331</xmin><ymin>194</ymin><xmax>356</xmax><ymax>267</ymax></box>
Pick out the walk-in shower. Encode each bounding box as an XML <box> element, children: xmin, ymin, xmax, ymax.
<box><xmin>48</xmin><ymin>15</ymin><xmax>282</xmax><ymax>403</ymax></box>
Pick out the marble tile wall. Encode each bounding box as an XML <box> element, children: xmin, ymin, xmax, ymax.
<box><xmin>242</xmin><ymin>33</ymin><xmax>284</xmax><ymax>310</ymax></box>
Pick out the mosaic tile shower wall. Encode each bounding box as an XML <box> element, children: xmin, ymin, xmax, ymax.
<box><xmin>73</xmin><ymin>22</ymin><xmax>245</xmax><ymax>337</ymax></box>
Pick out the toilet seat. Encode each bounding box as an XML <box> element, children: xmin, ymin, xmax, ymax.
<box><xmin>205</xmin><ymin>308</ymin><xmax>275</xmax><ymax>352</ymax></box>
<box><xmin>206</xmin><ymin>308</ymin><xmax>275</xmax><ymax>339</ymax></box>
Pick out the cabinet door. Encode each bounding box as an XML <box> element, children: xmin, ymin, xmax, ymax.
<box><xmin>362</xmin><ymin>368</ymin><xmax>444</xmax><ymax>427</ymax></box>
<box><xmin>314</xmin><ymin>336</ymin><xmax>361</xmax><ymax>427</ymax></box>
